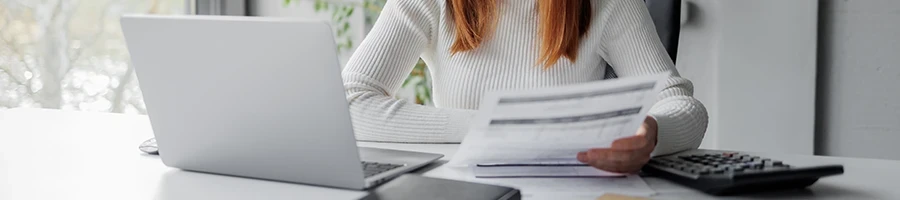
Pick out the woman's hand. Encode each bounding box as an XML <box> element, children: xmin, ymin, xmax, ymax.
<box><xmin>577</xmin><ymin>116</ymin><xmax>658</xmax><ymax>173</ymax></box>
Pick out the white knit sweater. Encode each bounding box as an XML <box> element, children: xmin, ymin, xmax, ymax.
<box><xmin>342</xmin><ymin>0</ymin><xmax>708</xmax><ymax>156</ymax></box>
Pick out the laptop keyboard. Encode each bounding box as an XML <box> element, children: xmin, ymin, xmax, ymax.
<box><xmin>361</xmin><ymin>161</ymin><xmax>404</xmax><ymax>178</ymax></box>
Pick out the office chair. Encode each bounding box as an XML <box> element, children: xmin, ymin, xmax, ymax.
<box><xmin>604</xmin><ymin>0</ymin><xmax>681</xmax><ymax>79</ymax></box>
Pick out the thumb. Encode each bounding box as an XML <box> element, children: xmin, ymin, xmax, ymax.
<box><xmin>577</xmin><ymin>152</ymin><xmax>588</xmax><ymax>162</ymax></box>
<box><xmin>635</xmin><ymin>125</ymin><xmax>648</xmax><ymax>136</ymax></box>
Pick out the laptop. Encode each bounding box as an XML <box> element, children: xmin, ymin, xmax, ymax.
<box><xmin>120</xmin><ymin>15</ymin><xmax>443</xmax><ymax>190</ymax></box>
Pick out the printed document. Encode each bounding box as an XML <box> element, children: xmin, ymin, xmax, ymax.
<box><xmin>450</xmin><ymin>73</ymin><xmax>668</xmax><ymax>167</ymax></box>
<box><xmin>473</xmin><ymin>165</ymin><xmax>624</xmax><ymax>178</ymax></box>
<box><xmin>424</xmin><ymin>162</ymin><xmax>657</xmax><ymax>198</ymax></box>
<box><xmin>476</xmin><ymin>175</ymin><xmax>657</xmax><ymax>197</ymax></box>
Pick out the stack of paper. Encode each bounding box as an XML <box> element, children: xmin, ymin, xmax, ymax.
<box><xmin>450</xmin><ymin>73</ymin><xmax>669</xmax><ymax>167</ymax></box>
<box><xmin>444</xmin><ymin>73</ymin><xmax>670</xmax><ymax>198</ymax></box>
<box><xmin>474</xmin><ymin>175</ymin><xmax>657</xmax><ymax>198</ymax></box>
<box><xmin>424</xmin><ymin>166</ymin><xmax>657</xmax><ymax>198</ymax></box>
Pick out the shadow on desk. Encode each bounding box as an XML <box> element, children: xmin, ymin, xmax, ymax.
<box><xmin>411</xmin><ymin>160</ymin><xmax>448</xmax><ymax>175</ymax></box>
<box><xmin>646</xmin><ymin>177</ymin><xmax>876</xmax><ymax>199</ymax></box>
<box><xmin>151</xmin><ymin>160</ymin><xmax>449</xmax><ymax>200</ymax></box>
<box><xmin>732</xmin><ymin>183</ymin><xmax>877</xmax><ymax>200</ymax></box>
<box><xmin>155</xmin><ymin>170</ymin><xmax>368</xmax><ymax>200</ymax></box>
<box><xmin>154</xmin><ymin>160</ymin><xmax>877</xmax><ymax>200</ymax></box>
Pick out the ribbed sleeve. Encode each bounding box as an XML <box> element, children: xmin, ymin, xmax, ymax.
<box><xmin>596</xmin><ymin>0</ymin><xmax>708</xmax><ymax>156</ymax></box>
<box><xmin>342</xmin><ymin>0</ymin><xmax>708</xmax><ymax>152</ymax></box>
<box><xmin>342</xmin><ymin>0</ymin><xmax>475</xmax><ymax>143</ymax></box>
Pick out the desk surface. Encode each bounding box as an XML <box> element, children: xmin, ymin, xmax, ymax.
<box><xmin>1</xmin><ymin>108</ymin><xmax>898</xmax><ymax>200</ymax></box>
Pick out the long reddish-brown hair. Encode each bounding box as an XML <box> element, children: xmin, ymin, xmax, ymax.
<box><xmin>447</xmin><ymin>0</ymin><xmax>592</xmax><ymax>68</ymax></box>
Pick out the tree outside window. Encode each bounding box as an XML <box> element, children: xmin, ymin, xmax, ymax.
<box><xmin>0</xmin><ymin>0</ymin><xmax>184</xmax><ymax>114</ymax></box>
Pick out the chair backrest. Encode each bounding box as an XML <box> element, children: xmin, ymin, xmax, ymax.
<box><xmin>604</xmin><ymin>0</ymin><xmax>681</xmax><ymax>80</ymax></box>
<box><xmin>646</xmin><ymin>0</ymin><xmax>682</xmax><ymax>61</ymax></box>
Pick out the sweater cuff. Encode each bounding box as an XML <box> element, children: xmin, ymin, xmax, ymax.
<box><xmin>445</xmin><ymin>109</ymin><xmax>476</xmax><ymax>143</ymax></box>
<box><xmin>649</xmin><ymin>112</ymin><xmax>693</xmax><ymax>157</ymax></box>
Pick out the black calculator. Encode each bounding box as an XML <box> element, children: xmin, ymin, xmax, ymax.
<box><xmin>642</xmin><ymin>149</ymin><xmax>844</xmax><ymax>195</ymax></box>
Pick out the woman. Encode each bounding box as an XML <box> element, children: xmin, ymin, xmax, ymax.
<box><xmin>342</xmin><ymin>0</ymin><xmax>708</xmax><ymax>173</ymax></box>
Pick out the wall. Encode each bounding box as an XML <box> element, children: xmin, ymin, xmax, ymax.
<box><xmin>676</xmin><ymin>0</ymin><xmax>818</xmax><ymax>154</ymax></box>
<box><xmin>674</xmin><ymin>0</ymin><xmax>722</xmax><ymax>149</ymax></box>
<box><xmin>817</xmin><ymin>0</ymin><xmax>900</xmax><ymax>160</ymax></box>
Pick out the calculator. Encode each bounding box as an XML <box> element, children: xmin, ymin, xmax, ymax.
<box><xmin>642</xmin><ymin>149</ymin><xmax>844</xmax><ymax>195</ymax></box>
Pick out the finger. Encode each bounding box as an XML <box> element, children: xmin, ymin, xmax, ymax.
<box><xmin>585</xmin><ymin>148</ymin><xmax>612</xmax><ymax>161</ymax></box>
<box><xmin>583</xmin><ymin>153</ymin><xmax>648</xmax><ymax>173</ymax></box>
<box><xmin>577</xmin><ymin>152</ymin><xmax>588</xmax><ymax>163</ymax></box>
<box><xmin>587</xmin><ymin>148</ymin><xmax>633</xmax><ymax>162</ymax></box>
<box><xmin>635</xmin><ymin>125</ymin><xmax>648</xmax><ymax>136</ymax></box>
<box><xmin>589</xmin><ymin>160</ymin><xmax>644</xmax><ymax>174</ymax></box>
<box><xmin>592</xmin><ymin>153</ymin><xmax>651</xmax><ymax>173</ymax></box>
<box><xmin>584</xmin><ymin>148</ymin><xmax>653</xmax><ymax>173</ymax></box>
<box><xmin>589</xmin><ymin>148</ymin><xmax>653</xmax><ymax>164</ymax></box>
<box><xmin>611</xmin><ymin>135</ymin><xmax>648</xmax><ymax>150</ymax></box>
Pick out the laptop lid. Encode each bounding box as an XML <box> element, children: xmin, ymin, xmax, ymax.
<box><xmin>122</xmin><ymin>15</ymin><xmax>366</xmax><ymax>189</ymax></box>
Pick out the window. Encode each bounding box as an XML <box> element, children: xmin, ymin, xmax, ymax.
<box><xmin>1</xmin><ymin>0</ymin><xmax>431</xmax><ymax>114</ymax></box>
<box><xmin>0</xmin><ymin>0</ymin><xmax>186</xmax><ymax>114</ymax></box>
<box><xmin>264</xmin><ymin>0</ymin><xmax>432</xmax><ymax>105</ymax></box>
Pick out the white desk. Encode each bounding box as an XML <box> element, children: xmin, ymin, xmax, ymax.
<box><xmin>1</xmin><ymin>108</ymin><xmax>898</xmax><ymax>200</ymax></box>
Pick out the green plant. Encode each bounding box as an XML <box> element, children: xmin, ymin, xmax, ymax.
<box><xmin>402</xmin><ymin>60</ymin><xmax>431</xmax><ymax>105</ymax></box>
<box><xmin>283</xmin><ymin>0</ymin><xmax>355</xmax><ymax>51</ymax></box>
<box><xmin>283</xmin><ymin>0</ymin><xmax>431</xmax><ymax>105</ymax></box>
<box><xmin>361</xmin><ymin>0</ymin><xmax>386</xmax><ymax>25</ymax></box>
<box><xmin>283</xmin><ymin>0</ymin><xmax>387</xmax><ymax>52</ymax></box>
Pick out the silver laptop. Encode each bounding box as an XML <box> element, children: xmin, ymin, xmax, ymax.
<box><xmin>121</xmin><ymin>15</ymin><xmax>442</xmax><ymax>190</ymax></box>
